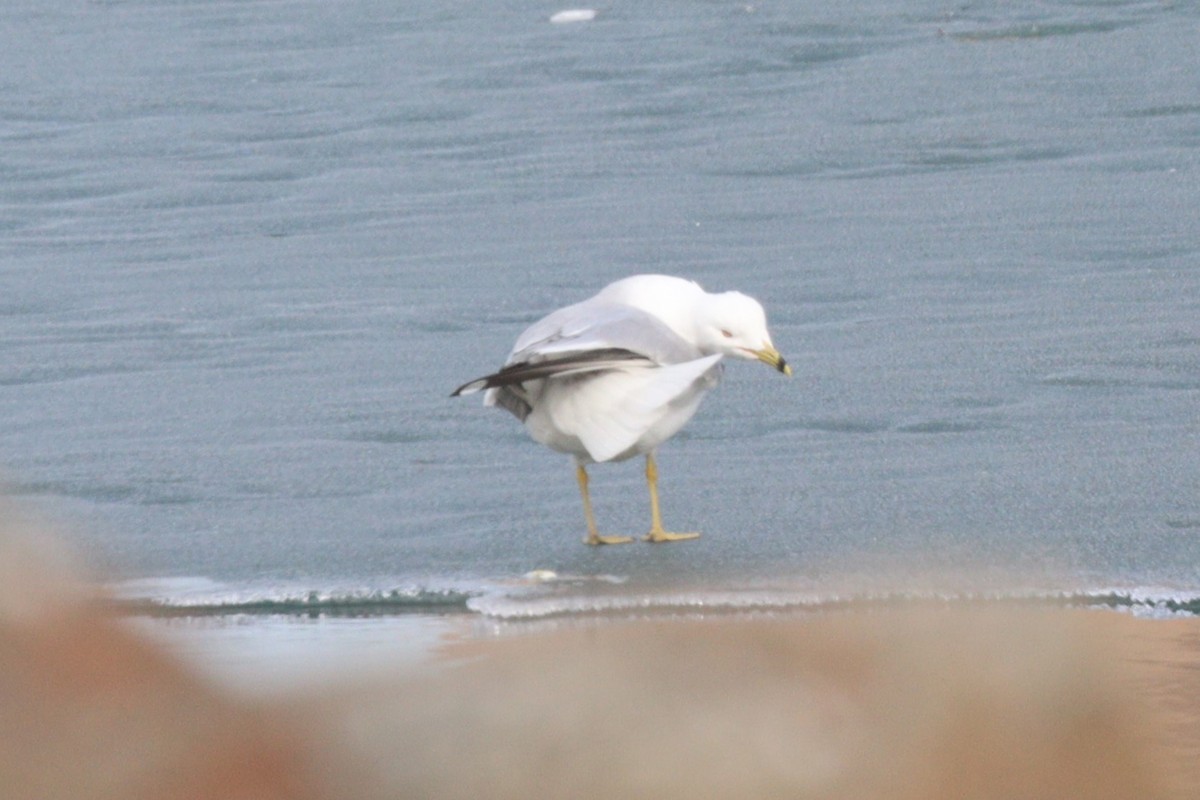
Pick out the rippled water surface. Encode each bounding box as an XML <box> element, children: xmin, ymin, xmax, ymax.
<box><xmin>2</xmin><ymin>0</ymin><xmax>1198</xmax><ymax>617</ymax></box>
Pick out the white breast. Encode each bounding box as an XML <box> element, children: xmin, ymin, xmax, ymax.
<box><xmin>525</xmin><ymin>355</ymin><xmax>723</xmax><ymax>463</ymax></box>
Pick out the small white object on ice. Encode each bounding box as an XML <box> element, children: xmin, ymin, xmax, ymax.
<box><xmin>523</xmin><ymin>569</ymin><xmax>559</xmax><ymax>582</ymax></box>
<box><xmin>550</xmin><ymin>9</ymin><xmax>597</xmax><ymax>24</ymax></box>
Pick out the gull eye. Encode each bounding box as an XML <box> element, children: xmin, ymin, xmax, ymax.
<box><xmin>720</xmin><ymin>328</ymin><xmax>734</xmax><ymax>339</ymax></box>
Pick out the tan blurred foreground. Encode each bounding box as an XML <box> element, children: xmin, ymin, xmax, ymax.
<box><xmin>3</xmin><ymin>510</ymin><xmax>1199</xmax><ymax>799</ymax></box>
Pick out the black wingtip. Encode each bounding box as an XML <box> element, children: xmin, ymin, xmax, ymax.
<box><xmin>451</xmin><ymin>378</ymin><xmax>487</xmax><ymax>397</ymax></box>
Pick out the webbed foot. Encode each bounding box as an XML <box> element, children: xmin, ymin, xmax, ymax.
<box><xmin>586</xmin><ymin>532</ymin><xmax>635</xmax><ymax>546</ymax></box>
<box><xmin>643</xmin><ymin>529</ymin><xmax>701</xmax><ymax>544</ymax></box>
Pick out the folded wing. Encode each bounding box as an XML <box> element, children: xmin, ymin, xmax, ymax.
<box><xmin>454</xmin><ymin>304</ymin><xmax>706</xmax><ymax>422</ymax></box>
<box><xmin>450</xmin><ymin>348</ymin><xmax>648</xmax><ymax>397</ymax></box>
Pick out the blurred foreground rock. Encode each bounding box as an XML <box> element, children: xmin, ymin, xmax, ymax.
<box><xmin>1</xmin><ymin>506</ymin><xmax>1192</xmax><ymax>799</ymax></box>
<box><xmin>0</xmin><ymin>510</ymin><xmax>328</xmax><ymax>800</ymax></box>
<box><xmin>330</xmin><ymin>610</ymin><xmax>1172</xmax><ymax>800</ymax></box>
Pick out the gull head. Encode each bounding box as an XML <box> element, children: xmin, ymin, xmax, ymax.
<box><xmin>697</xmin><ymin>291</ymin><xmax>791</xmax><ymax>375</ymax></box>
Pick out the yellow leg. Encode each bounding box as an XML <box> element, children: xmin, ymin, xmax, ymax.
<box><xmin>577</xmin><ymin>463</ymin><xmax>632</xmax><ymax>546</ymax></box>
<box><xmin>643</xmin><ymin>453</ymin><xmax>700</xmax><ymax>543</ymax></box>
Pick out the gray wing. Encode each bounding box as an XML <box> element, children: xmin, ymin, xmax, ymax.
<box><xmin>452</xmin><ymin>303</ymin><xmax>703</xmax><ymax>421</ymax></box>
<box><xmin>507</xmin><ymin>302</ymin><xmax>700</xmax><ymax>366</ymax></box>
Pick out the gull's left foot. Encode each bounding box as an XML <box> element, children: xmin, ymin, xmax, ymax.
<box><xmin>586</xmin><ymin>532</ymin><xmax>635</xmax><ymax>546</ymax></box>
<box><xmin>644</xmin><ymin>529</ymin><xmax>701</xmax><ymax>544</ymax></box>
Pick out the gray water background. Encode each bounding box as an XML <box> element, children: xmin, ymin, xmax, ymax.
<box><xmin>2</xmin><ymin>1</ymin><xmax>1198</xmax><ymax>610</ymax></box>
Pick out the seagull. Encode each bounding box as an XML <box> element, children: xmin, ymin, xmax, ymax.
<box><xmin>452</xmin><ymin>274</ymin><xmax>791</xmax><ymax>545</ymax></box>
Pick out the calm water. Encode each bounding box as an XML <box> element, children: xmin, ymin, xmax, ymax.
<box><xmin>2</xmin><ymin>0</ymin><xmax>1198</xmax><ymax>620</ymax></box>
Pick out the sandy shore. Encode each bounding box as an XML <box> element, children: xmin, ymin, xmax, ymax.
<box><xmin>1106</xmin><ymin>614</ymin><xmax>1200</xmax><ymax>796</ymax></box>
<box><xmin>3</xmin><ymin>517</ymin><xmax>1199</xmax><ymax>798</ymax></box>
